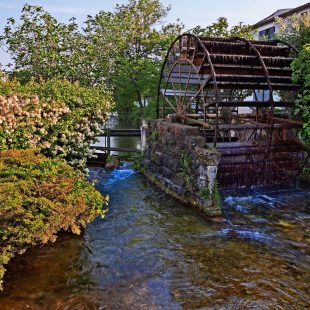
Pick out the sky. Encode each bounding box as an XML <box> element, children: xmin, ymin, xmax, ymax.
<box><xmin>0</xmin><ymin>0</ymin><xmax>308</xmax><ymax>65</ymax></box>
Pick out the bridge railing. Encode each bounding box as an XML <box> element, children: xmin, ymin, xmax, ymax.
<box><xmin>90</xmin><ymin>127</ymin><xmax>144</xmax><ymax>155</ymax></box>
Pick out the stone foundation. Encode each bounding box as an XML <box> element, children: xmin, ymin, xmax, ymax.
<box><xmin>141</xmin><ymin>119</ymin><xmax>221</xmax><ymax>217</ymax></box>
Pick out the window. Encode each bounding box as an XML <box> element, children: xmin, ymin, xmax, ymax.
<box><xmin>259</xmin><ymin>26</ymin><xmax>276</xmax><ymax>40</ymax></box>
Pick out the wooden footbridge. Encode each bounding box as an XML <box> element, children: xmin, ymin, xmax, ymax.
<box><xmin>157</xmin><ymin>34</ymin><xmax>309</xmax><ymax>188</ymax></box>
<box><xmin>90</xmin><ymin>128</ymin><xmax>141</xmax><ymax>154</ymax></box>
<box><xmin>88</xmin><ymin>128</ymin><xmax>142</xmax><ymax>166</ymax></box>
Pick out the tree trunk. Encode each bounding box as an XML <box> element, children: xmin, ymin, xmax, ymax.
<box><xmin>136</xmin><ymin>90</ymin><xmax>144</xmax><ymax>112</ymax></box>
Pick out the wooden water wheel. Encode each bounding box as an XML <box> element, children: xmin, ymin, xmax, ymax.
<box><xmin>157</xmin><ymin>34</ymin><xmax>309</xmax><ymax>188</ymax></box>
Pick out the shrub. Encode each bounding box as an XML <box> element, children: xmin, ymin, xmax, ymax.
<box><xmin>291</xmin><ymin>44</ymin><xmax>310</xmax><ymax>145</ymax></box>
<box><xmin>0</xmin><ymin>149</ymin><xmax>108</xmax><ymax>290</ymax></box>
<box><xmin>276</xmin><ymin>14</ymin><xmax>310</xmax><ymax>50</ymax></box>
<box><xmin>0</xmin><ymin>78</ymin><xmax>113</xmax><ymax>168</ymax></box>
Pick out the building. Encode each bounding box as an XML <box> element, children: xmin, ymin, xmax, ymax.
<box><xmin>252</xmin><ymin>2</ymin><xmax>310</xmax><ymax>40</ymax></box>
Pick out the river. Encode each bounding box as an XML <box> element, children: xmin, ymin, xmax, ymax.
<box><xmin>0</xmin><ymin>163</ymin><xmax>309</xmax><ymax>309</ymax></box>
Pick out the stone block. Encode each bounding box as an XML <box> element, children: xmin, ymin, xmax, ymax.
<box><xmin>185</xmin><ymin>136</ymin><xmax>205</xmax><ymax>148</ymax></box>
<box><xmin>143</xmin><ymin>119</ymin><xmax>221</xmax><ymax>217</ymax></box>
<box><xmin>152</xmin><ymin>151</ymin><xmax>163</xmax><ymax>166</ymax></box>
<box><xmin>194</xmin><ymin>146</ymin><xmax>220</xmax><ymax>166</ymax></box>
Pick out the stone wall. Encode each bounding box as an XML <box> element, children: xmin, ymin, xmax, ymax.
<box><xmin>141</xmin><ymin>119</ymin><xmax>221</xmax><ymax>217</ymax></box>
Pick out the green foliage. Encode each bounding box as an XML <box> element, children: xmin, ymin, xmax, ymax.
<box><xmin>131</xmin><ymin>151</ymin><xmax>145</xmax><ymax>170</ymax></box>
<box><xmin>179</xmin><ymin>151</ymin><xmax>193</xmax><ymax>191</ymax></box>
<box><xmin>276</xmin><ymin>15</ymin><xmax>310</xmax><ymax>50</ymax></box>
<box><xmin>301</xmin><ymin>167</ymin><xmax>310</xmax><ymax>182</ymax></box>
<box><xmin>190</xmin><ymin>17</ymin><xmax>253</xmax><ymax>39</ymax></box>
<box><xmin>199</xmin><ymin>181</ymin><xmax>221</xmax><ymax>209</ymax></box>
<box><xmin>87</xmin><ymin>0</ymin><xmax>183</xmax><ymax>118</ymax></box>
<box><xmin>106</xmin><ymin>155</ymin><xmax>114</xmax><ymax>164</ymax></box>
<box><xmin>1</xmin><ymin>2</ymin><xmax>254</xmax><ymax>121</ymax></box>
<box><xmin>291</xmin><ymin>44</ymin><xmax>310</xmax><ymax>144</ymax></box>
<box><xmin>276</xmin><ymin>15</ymin><xmax>310</xmax><ymax>145</ymax></box>
<box><xmin>2</xmin><ymin>5</ymin><xmax>84</xmax><ymax>83</ymax></box>
<box><xmin>0</xmin><ymin>78</ymin><xmax>112</xmax><ymax>168</ymax></box>
<box><xmin>1</xmin><ymin>2</ymin><xmax>183</xmax><ymax>120</ymax></box>
<box><xmin>0</xmin><ymin>149</ymin><xmax>108</xmax><ymax>290</ymax></box>
<box><xmin>147</xmin><ymin>129</ymin><xmax>158</xmax><ymax>143</ymax></box>
<box><xmin>199</xmin><ymin>187</ymin><xmax>211</xmax><ymax>200</ymax></box>
<box><xmin>211</xmin><ymin>181</ymin><xmax>222</xmax><ymax>209</ymax></box>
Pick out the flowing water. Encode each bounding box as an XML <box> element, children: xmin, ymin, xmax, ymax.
<box><xmin>0</xmin><ymin>164</ymin><xmax>309</xmax><ymax>309</ymax></box>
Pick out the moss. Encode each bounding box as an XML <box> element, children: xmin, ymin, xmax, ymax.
<box><xmin>130</xmin><ymin>151</ymin><xmax>144</xmax><ymax>170</ymax></box>
<box><xmin>147</xmin><ymin>129</ymin><xmax>158</xmax><ymax>143</ymax></box>
<box><xmin>301</xmin><ymin>167</ymin><xmax>310</xmax><ymax>176</ymax></box>
<box><xmin>199</xmin><ymin>181</ymin><xmax>221</xmax><ymax>210</ymax></box>
<box><xmin>208</xmin><ymin>147</ymin><xmax>218</xmax><ymax>154</ymax></box>
<box><xmin>211</xmin><ymin>181</ymin><xmax>222</xmax><ymax>210</ymax></box>
<box><xmin>200</xmin><ymin>187</ymin><xmax>211</xmax><ymax>200</ymax></box>
<box><xmin>0</xmin><ymin>149</ymin><xmax>108</xmax><ymax>290</ymax></box>
<box><xmin>117</xmin><ymin>153</ymin><xmax>133</xmax><ymax>161</ymax></box>
<box><xmin>179</xmin><ymin>150</ymin><xmax>193</xmax><ymax>191</ymax></box>
<box><xmin>106</xmin><ymin>155</ymin><xmax>114</xmax><ymax>163</ymax></box>
<box><xmin>300</xmin><ymin>167</ymin><xmax>310</xmax><ymax>182</ymax></box>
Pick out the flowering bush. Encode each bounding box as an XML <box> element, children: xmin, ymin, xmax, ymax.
<box><xmin>0</xmin><ymin>78</ymin><xmax>113</xmax><ymax>168</ymax></box>
<box><xmin>0</xmin><ymin>149</ymin><xmax>108</xmax><ymax>290</ymax></box>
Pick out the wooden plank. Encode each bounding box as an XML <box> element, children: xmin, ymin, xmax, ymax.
<box><xmin>216</xmin><ymin>74</ymin><xmax>292</xmax><ymax>82</ymax></box>
<box><xmin>219</xmin><ymin>159</ymin><xmax>301</xmax><ymax>167</ymax></box>
<box><xmin>161</xmin><ymin>89</ymin><xmax>228</xmax><ymax>98</ymax></box>
<box><xmin>207</xmin><ymin>101</ymin><xmax>294</xmax><ymax>108</ymax></box>
<box><xmin>90</xmin><ymin>146</ymin><xmax>139</xmax><ymax>153</ymax></box>
<box><xmin>98</xmin><ymin>128</ymin><xmax>141</xmax><ymax>137</ymax></box>
<box><xmin>180</xmin><ymin>115</ymin><xmax>211</xmax><ymax>128</ymax></box>
<box><xmin>209</xmin><ymin>54</ymin><xmax>294</xmax><ymax>66</ymax></box>
<box><xmin>208</xmin><ymin>82</ymin><xmax>300</xmax><ymax>91</ymax></box>
<box><xmin>100</xmin><ymin>132</ymin><xmax>141</xmax><ymax>137</ymax></box>
<box><xmin>162</xmin><ymin>72</ymin><xmax>209</xmax><ymax>80</ymax></box>
<box><xmin>210</xmin><ymin>140</ymin><xmax>306</xmax><ymax>149</ymax></box>
<box><xmin>163</xmin><ymin>77</ymin><xmax>205</xmax><ymax>85</ymax></box>
<box><xmin>215</xmin><ymin>123</ymin><xmax>302</xmax><ymax>130</ymax></box>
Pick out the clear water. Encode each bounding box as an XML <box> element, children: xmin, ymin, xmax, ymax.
<box><xmin>0</xmin><ymin>164</ymin><xmax>309</xmax><ymax>309</ymax></box>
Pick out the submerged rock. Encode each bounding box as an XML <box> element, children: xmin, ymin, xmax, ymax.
<box><xmin>105</xmin><ymin>155</ymin><xmax>121</xmax><ymax>170</ymax></box>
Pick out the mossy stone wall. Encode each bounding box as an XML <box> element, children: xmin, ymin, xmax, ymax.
<box><xmin>142</xmin><ymin>119</ymin><xmax>221</xmax><ymax>217</ymax></box>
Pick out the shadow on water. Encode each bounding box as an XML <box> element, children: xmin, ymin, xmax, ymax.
<box><xmin>0</xmin><ymin>164</ymin><xmax>309</xmax><ymax>309</ymax></box>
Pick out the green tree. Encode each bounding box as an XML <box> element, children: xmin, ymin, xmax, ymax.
<box><xmin>2</xmin><ymin>5</ymin><xmax>83</xmax><ymax>83</ymax></box>
<box><xmin>85</xmin><ymin>0</ymin><xmax>183</xmax><ymax>118</ymax></box>
<box><xmin>190</xmin><ymin>17</ymin><xmax>253</xmax><ymax>39</ymax></box>
<box><xmin>276</xmin><ymin>14</ymin><xmax>310</xmax><ymax>50</ymax></box>
<box><xmin>2</xmin><ymin>1</ymin><xmax>183</xmax><ymax>119</ymax></box>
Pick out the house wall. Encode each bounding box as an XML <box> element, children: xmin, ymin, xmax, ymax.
<box><xmin>253</xmin><ymin>22</ymin><xmax>280</xmax><ymax>40</ymax></box>
<box><xmin>253</xmin><ymin>8</ymin><xmax>310</xmax><ymax>40</ymax></box>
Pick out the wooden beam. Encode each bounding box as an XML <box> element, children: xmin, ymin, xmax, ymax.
<box><xmin>90</xmin><ymin>146</ymin><xmax>139</xmax><ymax>153</ymax></box>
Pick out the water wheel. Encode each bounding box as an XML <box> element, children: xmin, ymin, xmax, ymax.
<box><xmin>159</xmin><ymin>35</ymin><xmax>210</xmax><ymax>120</ymax></box>
<box><xmin>157</xmin><ymin>34</ymin><xmax>309</xmax><ymax>188</ymax></box>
